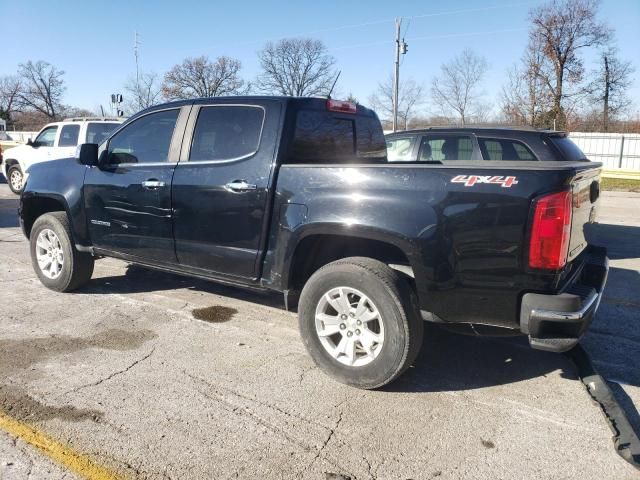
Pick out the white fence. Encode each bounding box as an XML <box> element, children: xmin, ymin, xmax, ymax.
<box><xmin>4</xmin><ymin>131</ymin><xmax>38</xmax><ymax>143</ymax></box>
<box><xmin>569</xmin><ymin>132</ymin><xmax>640</xmax><ymax>171</ymax></box>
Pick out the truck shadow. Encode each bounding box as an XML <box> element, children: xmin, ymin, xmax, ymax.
<box><xmin>84</xmin><ymin>264</ymin><xmax>286</xmax><ymax>309</ymax></box>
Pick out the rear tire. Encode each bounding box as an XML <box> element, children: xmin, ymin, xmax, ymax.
<box><xmin>298</xmin><ymin>257</ymin><xmax>423</xmax><ymax>389</ymax></box>
<box><xmin>7</xmin><ymin>165</ymin><xmax>24</xmax><ymax>194</ymax></box>
<box><xmin>30</xmin><ymin>212</ymin><xmax>94</xmax><ymax>292</ymax></box>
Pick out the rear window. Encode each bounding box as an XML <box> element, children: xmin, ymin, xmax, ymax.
<box><xmin>87</xmin><ymin>122</ymin><xmax>120</xmax><ymax>145</ymax></box>
<box><xmin>478</xmin><ymin>138</ymin><xmax>537</xmax><ymax>161</ymax></box>
<box><xmin>548</xmin><ymin>136</ymin><xmax>588</xmax><ymax>161</ymax></box>
<box><xmin>288</xmin><ymin>110</ymin><xmax>385</xmax><ymax>163</ymax></box>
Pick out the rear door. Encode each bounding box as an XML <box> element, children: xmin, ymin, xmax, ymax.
<box><xmin>56</xmin><ymin>124</ymin><xmax>81</xmax><ymax>159</ymax></box>
<box><xmin>172</xmin><ymin>100</ymin><xmax>282</xmax><ymax>279</ymax></box>
<box><xmin>84</xmin><ymin>106</ymin><xmax>190</xmax><ymax>263</ymax></box>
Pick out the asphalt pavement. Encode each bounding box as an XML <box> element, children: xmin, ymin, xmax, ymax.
<box><xmin>0</xmin><ymin>184</ymin><xmax>638</xmax><ymax>479</ymax></box>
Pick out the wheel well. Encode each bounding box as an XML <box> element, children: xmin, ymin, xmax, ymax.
<box><xmin>4</xmin><ymin>159</ymin><xmax>19</xmax><ymax>170</ymax></box>
<box><xmin>289</xmin><ymin>235</ymin><xmax>413</xmax><ymax>292</ymax></box>
<box><xmin>22</xmin><ymin>197</ymin><xmax>66</xmax><ymax>239</ymax></box>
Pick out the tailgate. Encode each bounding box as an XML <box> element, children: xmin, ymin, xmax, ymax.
<box><xmin>567</xmin><ymin>165</ymin><xmax>602</xmax><ymax>263</ymax></box>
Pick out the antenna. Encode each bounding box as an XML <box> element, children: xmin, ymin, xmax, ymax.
<box><xmin>327</xmin><ymin>71</ymin><xmax>341</xmax><ymax>99</ymax></box>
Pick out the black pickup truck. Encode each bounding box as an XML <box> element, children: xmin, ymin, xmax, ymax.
<box><xmin>19</xmin><ymin>97</ymin><xmax>608</xmax><ymax>389</ymax></box>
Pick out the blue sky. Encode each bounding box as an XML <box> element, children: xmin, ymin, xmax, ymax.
<box><xmin>2</xmin><ymin>0</ymin><xmax>638</xmax><ymax>116</ymax></box>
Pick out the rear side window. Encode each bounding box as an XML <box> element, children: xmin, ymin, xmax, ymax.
<box><xmin>420</xmin><ymin>135</ymin><xmax>473</xmax><ymax>161</ymax></box>
<box><xmin>478</xmin><ymin>138</ymin><xmax>537</xmax><ymax>161</ymax></box>
<box><xmin>86</xmin><ymin>123</ymin><xmax>120</xmax><ymax>145</ymax></box>
<box><xmin>386</xmin><ymin>137</ymin><xmax>414</xmax><ymax>161</ymax></box>
<box><xmin>58</xmin><ymin>124</ymin><xmax>80</xmax><ymax>147</ymax></box>
<box><xmin>190</xmin><ymin>106</ymin><xmax>264</xmax><ymax>162</ymax></box>
<box><xmin>548</xmin><ymin>137</ymin><xmax>588</xmax><ymax>161</ymax></box>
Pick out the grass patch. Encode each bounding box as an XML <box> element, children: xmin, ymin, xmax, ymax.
<box><xmin>601</xmin><ymin>177</ymin><xmax>640</xmax><ymax>192</ymax></box>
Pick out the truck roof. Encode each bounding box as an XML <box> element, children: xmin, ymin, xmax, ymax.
<box><xmin>387</xmin><ymin>126</ymin><xmax>568</xmax><ymax>137</ymax></box>
<box><xmin>134</xmin><ymin>96</ymin><xmax>379</xmax><ymax>119</ymax></box>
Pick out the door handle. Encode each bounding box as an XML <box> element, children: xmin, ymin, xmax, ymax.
<box><xmin>225</xmin><ymin>180</ymin><xmax>257</xmax><ymax>193</ymax></box>
<box><xmin>141</xmin><ymin>180</ymin><xmax>166</xmax><ymax>189</ymax></box>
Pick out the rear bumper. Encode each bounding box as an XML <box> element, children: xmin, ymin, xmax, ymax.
<box><xmin>520</xmin><ymin>246</ymin><xmax>609</xmax><ymax>352</ymax></box>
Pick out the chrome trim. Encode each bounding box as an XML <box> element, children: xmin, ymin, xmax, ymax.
<box><xmin>141</xmin><ymin>180</ymin><xmax>166</xmax><ymax>188</ymax></box>
<box><xmin>530</xmin><ymin>289</ymin><xmax>600</xmax><ymax>323</ymax></box>
<box><xmin>104</xmin><ymin>162</ymin><xmax>178</xmax><ymax>168</ymax></box>
<box><xmin>224</xmin><ymin>180</ymin><xmax>257</xmax><ymax>193</ymax></box>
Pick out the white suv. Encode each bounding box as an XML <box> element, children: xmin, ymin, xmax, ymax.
<box><xmin>2</xmin><ymin>118</ymin><xmax>123</xmax><ymax>194</ymax></box>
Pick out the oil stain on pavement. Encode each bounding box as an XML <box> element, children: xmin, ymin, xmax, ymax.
<box><xmin>192</xmin><ymin>305</ymin><xmax>237</xmax><ymax>323</ymax></box>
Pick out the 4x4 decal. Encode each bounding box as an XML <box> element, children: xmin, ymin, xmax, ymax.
<box><xmin>451</xmin><ymin>175</ymin><xmax>519</xmax><ymax>188</ymax></box>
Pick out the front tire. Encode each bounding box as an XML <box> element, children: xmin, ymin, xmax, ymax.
<box><xmin>298</xmin><ymin>257</ymin><xmax>423</xmax><ymax>389</ymax></box>
<box><xmin>30</xmin><ymin>212</ymin><xmax>94</xmax><ymax>292</ymax></box>
<box><xmin>7</xmin><ymin>165</ymin><xmax>24</xmax><ymax>194</ymax></box>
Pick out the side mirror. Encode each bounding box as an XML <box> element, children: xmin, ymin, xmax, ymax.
<box><xmin>77</xmin><ymin>143</ymin><xmax>99</xmax><ymax>166</ymax></box>
<box><xmin>26</xmin><ymin>138</ymin><xmax>34</xmax><ymax>147</ymax></box>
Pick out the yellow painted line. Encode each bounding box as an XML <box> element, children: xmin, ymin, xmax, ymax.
<box><xmin>603</xmin><ymin>169</ymin><xmax>640</xmax><ymax>180</ymax></box>
<box><xmin>0</xmin><ymin>409</ymin><xmax>123</xmax><ymax>480</ymax></box>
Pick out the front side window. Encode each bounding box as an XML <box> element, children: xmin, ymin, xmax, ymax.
<box><xmin>189</xmin><ymin>106</ymin><xmax>264</xmax><ymax>162</ymax></box>
<box><xmin>86</xmin><ymin>122</ymin><xmax>120</xmax><ymax>145</ymax></box>
<box><xmin>108</xmin><ymin>109</ymin><xmax>179</xmax><ymax>164</ymax></box>
<box><xmin>34</xmin><ymin>126</ymin><xmax>58</xmax><ymax>147</ymax></box>
<box><xmin>420</xmin><ymin>135</ymin><xmax>473</xmax><ymax>161</ymax></box>
<box><xmin>478</xmin><ymin>138</ymin><xmax>537</xmax><ymax>161</ymax></box>
<box><xmin>58</xmin><ymin>124</ymin><xmax>80</xmax><ymax>147</ymax></box>
<box><xmin>386</xmin><ymin>137</ymin><xmax>414</xmax><ymax>161</ymax></box>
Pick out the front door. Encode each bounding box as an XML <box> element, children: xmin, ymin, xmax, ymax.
<box><xmin>172</xmin><ymin>101</ymin><xmax>281</xmax><ymax>279</ymax></box>
<box><xmin>30</xmin><ymin>125</ymin><xmax>59</xmax><ymax>164</ymax></box>
<box><xmin>84</xmin><ymin>107</ymin><xmax>188</xmax><ymax>263</ymax></box>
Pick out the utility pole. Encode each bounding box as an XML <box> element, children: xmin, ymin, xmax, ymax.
<box><xmin>393</xmin><ymin>19</ymin><xmax>401</xmax><ymax>132</ymax></box>
<box><xmin>392</xmin><ymin>19</ymin><xmax>408</xmax><ymax>132</ymax></box>
<box><xmin>134</xmin><ymin>31</ymin><xmax>141</xmax><ymax>86</ymax></box>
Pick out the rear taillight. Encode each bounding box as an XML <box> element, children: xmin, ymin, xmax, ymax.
<box><xmin>528</xmin><ymin>190</ymin><xmax>572</xmax><ymax>270</ymax></box>
<box><xmin>326</xmin><ymin>99</ymin><xmax>357</xmax><ymax>113</ymax></box>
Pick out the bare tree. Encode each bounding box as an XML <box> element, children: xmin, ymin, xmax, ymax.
<box><xmin>16</xmin><ymin>61</ymin><xmax>66</xmax><ymax>120</ymax></box>
<box><xmin>124</xmin><ymin>72</ymin><xmax>162</xmax><ymax>115</ymax></box>
<box><xmin>501</xmin><ymin>35</ymin><xmax>553</xmax><ymax>127</ymax></box>
<box><xmin>528</xmin><ymin>0</ymin><xmax>610</xmax><ymax>129</ymax></box>
<box><xmin>0</xmin><ymin>76</ymin><xmax>22</xmax><ymax>117</ymax></box>
<box><xmin>257</xmin><ymin>38</ymin><xmax>337</xmax><ymax>96</ymax></box>
<box><xmin>431</xmin><ymin>49</ymin><xmax>488</xmax><ymax>125</ymax></box>
<box><xmin>162</xmin><ymin>56</ymin><xmax>248</xmax><ymax>100</ymax></box>
<box><xmin>587</xmin><ymin>46</ymin><xmax>634</xmax><ymax>131</ymax></box>
<box><xmin>369</xmin><ymin>75</ymin><xmax>425</xmax><ymax>130</ymax></box>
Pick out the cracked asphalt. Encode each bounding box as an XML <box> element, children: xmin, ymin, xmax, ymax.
<box><xmin>0</xmin><ymin>183</ymin><xmax>638</xmax><ymax>479</ymax></box>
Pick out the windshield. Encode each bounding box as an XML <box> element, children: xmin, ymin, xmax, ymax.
<box><xmin>86</xmin><ymin>122</ymin><xmax>120</xmax><ymax>145</ymax></box>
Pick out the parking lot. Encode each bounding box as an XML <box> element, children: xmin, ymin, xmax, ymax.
<box><xmin>0</xmin><ymin>183</ymin><xmax>638</xmax><ymax>479</ymax></box>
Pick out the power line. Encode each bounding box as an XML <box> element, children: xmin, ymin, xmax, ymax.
<box><xmin>328</xmin><ymin>27</ymin><xmax>528</xmax><ymax>52</ymax></box>
<box><xmin>205</xmin><ymin>2</ymin><xmax>533</xmax><ymax>52</ymax></box>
